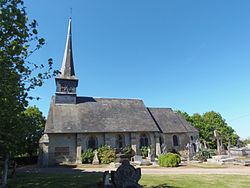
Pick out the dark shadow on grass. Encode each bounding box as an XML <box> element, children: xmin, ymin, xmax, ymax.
<box><xmin>142</xmin><ymin>183</ymin><xmax>179</xmax><ymax>188</ymax></box>
<box><xmin>8</xmin><ymin>166</ymin><xmax>104</xmax><ymax>188</ymax></box>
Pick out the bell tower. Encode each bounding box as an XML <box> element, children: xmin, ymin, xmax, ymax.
<box><xmin>55</xmin><ymin>19</ymin><xmax>78</xmax><ymax>104</ymax></box>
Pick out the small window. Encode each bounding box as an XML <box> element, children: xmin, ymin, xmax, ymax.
<box><xmin>88</xmin><ymin>136</ymin><xmax>98</xmax><ymax>149</ymax></box>
<box><xmin>173</xmin><ymin>135</ymin><xmax>179</xmax><ymax>147</ymax></box>
<box><xmin>140</xmin><ymin>133</ymin><xmax>149</xmax><ymax>148</ymax></box>
<box><xmin>190</xmin><ymin>136</ymin><xmax>194</xmax><ymax>141</ymax></box>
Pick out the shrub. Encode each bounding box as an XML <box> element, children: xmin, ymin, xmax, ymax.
<box><xmin>81</xmin><ymin>149</ymin><xmax>94</xmax><ymax>164</ymax></box>
<box><xmin>158</xmin><ymin>153</ymin><xmax>181</xmax><ymax>167</ymax></box>
<box><xmin>98</xmin><ymin>145</ymin><xmax>116</xmax><ymax>164</ymax></box>
<box><xmin>194</xmin><ymin>148</ymin><xmax>216</xmax><ymax>162</ymax></box>
<box><xmin>122</xmin><ymin>145</ymin><xmax>133</xmax><ymax>157</ymax></box>
<box><xmin>140</xmin><ymin>146</ymin><xmax>149</xmax><ymax>159</ymax></box>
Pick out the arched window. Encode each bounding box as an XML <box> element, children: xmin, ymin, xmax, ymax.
<box><xmin>140</xmin><ymin>133</ymin><xmax>149</xmax><ymax>148</ymax></box>
<box><xmin>88</xmin><ymin>136</ymin><xmax>98</xmax><ymax>149</ymax></box>
<box><xmin>173</xmin><ymin>135</ymin><xmax>179</xmax><ymax>147</ymax></box>
<box><xmin>116</xmin><ymin>134</ymin><xmax>125</xmax><ymax>148</ymax></box>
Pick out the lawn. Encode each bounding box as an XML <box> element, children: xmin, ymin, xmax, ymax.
<box><xmin>6</xmin><ymin>172</ymin><xmax>250</xmax><ymax>188</ymax></box>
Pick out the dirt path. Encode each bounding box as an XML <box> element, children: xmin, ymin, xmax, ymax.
<box><xmin>17</xmin><ymin>165</ymin><xmax>250</xmax><ymax>175</ymax></box>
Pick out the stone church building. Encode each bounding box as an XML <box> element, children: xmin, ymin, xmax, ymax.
<box><xmin>39</xmin><ymin>19</ymin><xmax>199</xmax><ymax>166</ymax></box>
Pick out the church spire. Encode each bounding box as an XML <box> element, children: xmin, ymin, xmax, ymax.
<box><xmin>55</xmin><ymin>18</ymin><xmax>78</xmax><ymax>104</ymax></box>
<box><xmin>59</xmin><ymin>18</ymin><xmax>76</xmax><ymax>79</ymax></box>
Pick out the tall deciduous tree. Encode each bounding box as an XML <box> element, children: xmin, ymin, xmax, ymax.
<box><xmin>176</xmin><ymin>110</ymin><xmax>238</xmax><ymax>149</ymax></box>
<box><xmin>23</xmin><ymin>106</ymin><xmax>45</xmax><ymax>158</ymax></box>
<box><xmin>0</xmin><ymin>0</ymin><xmax>57</xmax><ymax>186</ymax></box>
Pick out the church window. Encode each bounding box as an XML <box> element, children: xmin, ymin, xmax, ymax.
<box><xmin>88</xmin><ymin>136</ymin><xmax>98</xmax><ymax>149</ymax></box>
<box><xmin>173</xmin><ymin>135</ymin><xmax>179</xmax><ymax>146</ymax></box>
<box><xmin>116</xmin><ymin>134</ymin><xmax>125</xmax><ymax>148</ymax></box>
<box><xmin>140</xmin><ymin>133</ymin><xmax>149</xmax><ymax>148</ymax></box>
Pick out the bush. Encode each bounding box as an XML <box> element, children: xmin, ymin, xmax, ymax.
<box><xmin>81</xmin><ymin>149</ymin><xmax>94</xmax><ymax>164</ymax></box>
<box><xmin>140</xmin><ymin>146</ymin><xmax>149</xmax><ymax>159</ymax></box>
<box><xmin>122</xmin><ymin>145</ymin><xmax>133</xmax><ymax>157</ymax></box>
<box><xmin>158</xmin><ymin>153</ymin><xmax>181</xmax><ymax>167</ymax></box>
<box><xmin>194</xmin><ymin>148</ymin><xmax>216</xmax><ymax>162</ymax></box>
<box><xmin>98</xmin><ymin>145</ymin><xmax>116</xmax><ymax>164</ymax></box>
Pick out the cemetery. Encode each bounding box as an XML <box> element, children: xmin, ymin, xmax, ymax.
<box><xmin>1</xmin><ymin>1</ymin><xmax>250</xmax><ymax>187</ymax></box>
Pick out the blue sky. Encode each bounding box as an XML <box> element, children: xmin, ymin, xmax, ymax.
<box><xmin>25</xmin><ymin>0</ymin><xmax>250</xmax><ymax>139</ymax></box>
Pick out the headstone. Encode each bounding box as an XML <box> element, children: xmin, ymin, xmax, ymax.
<box><xmin>195</xmin><ymin>139</ymin><xmax>201</xmax><ymax>152</ymax></box>
<box><xmin>214</xmin><ymin>130</ymin><xmax>221</xmax><ymax>155</ymax></box>
<box><xmin>161</xmin><ymin>143</ymin><xmax>167</xmax><ymax>154</ymax></box>
<box><xmin>92</xmin><ymin>150</ymin><xmax>99</xmax><ymax>165</ymax></box>
<box><xmin>111</xmin><ymin>160</ymin><xmax>141</xmax><ymax>188</ymax></box>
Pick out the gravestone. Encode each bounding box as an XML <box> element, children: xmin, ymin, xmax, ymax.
<box><xmin>111</xmin><ymin>160</ymin><xmax>142</xmax><ymax>188</ymax></box>
<box><xmin>161</xmin><ymin>143</ymin><xmax>167</xmax><ymax>154</ymax></box>
<box><xmin>214</xmin><ymin>130</ymin><xmax>222</xmax><ymax>155</ymax></box>
<box><xmin>132</xmin><ymin>155</ymin><xmax>143</xmax><ymax>163</ymax></box>
<box><xmin>195</xmin><ymin>139</ymin><xmax>201</xmax><ymax>152</ymax></box>
<box><xmin>92</xmin><ymin>150</ymin><xmax>99</xmax><ymax>165</ymax></box>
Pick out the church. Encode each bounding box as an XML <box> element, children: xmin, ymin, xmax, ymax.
<box><xmin>39</xmin><ymin>19</ymin><xmax>199</xmax><ymax>166</ymax></box>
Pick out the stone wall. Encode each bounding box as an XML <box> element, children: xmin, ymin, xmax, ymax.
<box><xmin>163</xmin><ymin>132</ymin><xmax>199</xmax><ymax>152</ymax></box>
<box><xmin>43</xmin><ymin>131</ymin><xmax>198</xmax><ymax>166</ymax></box>
<box><xmin>48</xmin><ymin>133</ymin><xmax>77</xmax><ymax>165</ymax></box>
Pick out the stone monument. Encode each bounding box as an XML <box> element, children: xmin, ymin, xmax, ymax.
<box><xmin>214</xmin><ymin>130</ymin><xmax>222</xmax><ymax>155</ymax></box>
<box><xmin>111</xmin><ymin>160</ymin><xmax>142</xmax><ymax>188</ymax></box>
<box><xmin>92</xmin><ymin>150</ymin><xmax>99</xmax><ymax>165</ymax></box>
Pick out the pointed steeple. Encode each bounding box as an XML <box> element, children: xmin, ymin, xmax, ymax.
<box><xmin>55</xmin><ymin>18</ymin><xmax>78</xmax><ymax>104</ymax></box>
<box><xmin>59</xmin><ymin>18</ymin><xmax>76</xmax><ymax>79</ymax></box>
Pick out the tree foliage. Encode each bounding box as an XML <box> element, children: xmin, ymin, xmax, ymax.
<box><xmin>22</xmin><ymin>106</ymin><xmax>45</xmax><ymax>157</ymax></box>
<box><xmin>176</xmin><ymin>110</ymin><xmax>238</xmax><ymax>149</ymax></box>
<box><xmin>0</xmin><ymin>0</ymin><xmax>57</xmax><ymax>186</ymax></box>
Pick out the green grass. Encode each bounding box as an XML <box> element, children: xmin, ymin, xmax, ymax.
<box><xmin>6</xmin><ymin>172</ymin><xmax>250</xmax><ymax>188</ymax></box>
<box><xmin>140</xmin><ymin>174</ymin><xmax>250</xmax><ymax>188</ymax></box>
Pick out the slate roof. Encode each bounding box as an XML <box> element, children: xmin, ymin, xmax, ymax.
<box><xmin>45</xmin><ymin>96</ymin><xmax>159</xmax><ymax>133</ymax></box>
<box><xmin>147</xmin><ymin>108</ymin><xmax>198</xmax><ymax>133</ymax></box>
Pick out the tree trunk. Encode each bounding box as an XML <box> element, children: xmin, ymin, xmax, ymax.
<box><xmin>1</xmin><ymin>153</ymin><xmax>9</xmax><ymax>188</ymax></box>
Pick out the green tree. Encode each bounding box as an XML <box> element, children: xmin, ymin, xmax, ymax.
<box><xmin>0</xmin><ymin>0</ymin><xmax>57</xmax><ymax>186</ymax></box>
<box><xmin>243</xmin><ymin>137</ymin><xmax>250</xmax><ymax>145</ymax></box>
<box><xmin>177</xmin><ymin>110</ymin><xmax>238</xmax><ymax>149</ymax></box>
<box><xmin>22</xmin><ymin>106</ymin><xmax>46</xmax><ymax>158</ymax></box>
